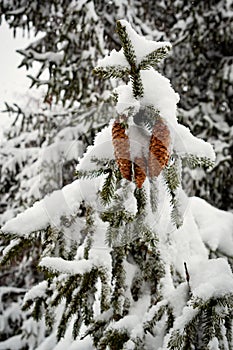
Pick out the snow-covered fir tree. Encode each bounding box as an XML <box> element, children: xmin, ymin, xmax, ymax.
<box><xmin>1</xmin><ymin>20</ymin><xmax>233</xmax><ymax>350</ymax></box>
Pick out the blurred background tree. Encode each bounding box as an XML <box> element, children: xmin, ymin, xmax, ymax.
<box><xmin>0</xmin><ymin>0</ymin><xmax>232</xmax><ymax>347</ymax></box>
<box><xmin>1</xmin><ymin>0</ymin><xmax>232</xmax><ymax>211</ymax></box>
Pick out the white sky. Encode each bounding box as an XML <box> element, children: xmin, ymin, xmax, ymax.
<box><xmin>0</xmin><ymin>20</ymin><xmax>33</xmax><ymax>103</ymax></box>
<box><xmin>0</xmin><ymin>20</ymin><xmax>35</xmax><ymax>135</ymax></box>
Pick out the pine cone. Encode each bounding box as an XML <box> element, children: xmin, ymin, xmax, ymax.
<box><xmin>148</xmin><ymin>118</ymin><xmax>170</xmax><ymax>177</ymax></box>
<box><xmin>134</xmin><ymin>156</ymin><xmax>147</xmax><ymax>188</ymax></box>
<box><xmin>112</xmin><ymin>120</ymin><xmax>132</xmax><ymax>181</ymax></box>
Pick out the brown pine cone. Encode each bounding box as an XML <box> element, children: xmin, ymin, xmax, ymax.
<box><xmin>134</xmin><ymin>156</ymin><xmax>147</xmax><ymax>188</ymax></box>
<box><xmin>148</xmin><ymin>118</ymin><xmax>170</xmax><ymax>177</ymax></box>
<box><xmin>112</xmin><ymin>120</ymin><xmax>132</xmax><ymax>181</ymax></box>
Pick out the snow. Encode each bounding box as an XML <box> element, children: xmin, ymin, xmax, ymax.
<box><xmin>190</xmin><ymin>196</ymin><xmax>233</xmax><ymax>255</ymax></box>
<box><xmin>128</xmin><ymin>123</ymin><xmax>151</xmax><ymax>161</ymax></box>
<box><xmin>174</xmin><ymin>124</ymin><xmax>215</xmax><ymax>161</ymax></box>
<box><xmin>161</xmin><ymin>194</ymin><xmax>233</xmax><ymax>279</ymax></box>
<box><xmin>112</xmin><ymin>182</ymin><xmax>138</xmax><ymax>216</ymax></box>
<box><xmin>0</xmin><ymin>335</ymin><xmax>27</xmax><ymax>350</ymax></box>
<box><xmin>85</xmin><ymin>1</ymin><xmax>98</xmax><ymax>22</ymax></box>
<box><xmin>39</xmin><ymin>257</ymin><xmax>94</xmax><ymax>275</ymax></box>
<box><xmin>115</xmin><ymin>69</ymin><xmax>179</xmax><ymax>130</ymax></box>
<box><xmin>77</xmin><ymin>124</ymin><xmax>115</xmax><ymax>172</ymax></box>
<box><xmin>122</xmin><ymin>184</ymin><xmax>138</xmax><ymax>215</ymax></box>
<box><xmin>1</xmin><ymin>199</ymin><xmax>50</xmax><ymax>236</ymax></box>
<box><xmin>208</xmin><ymin>338</ymin><xmax>220</xmax><ymax>350</ymax></box>
<box><xmin>68</xmin><ymin>336</ymin><xmax>93</xmax><ymax>350</ymax></box>
<box><xmin>140</xmin><ymin>69</ymin><xmax>179</xmax><ymax>127</ymax></box>
<box><xmin>172</xmin><ymin>305</ymin><xmax>199</xmax><ymax>332</ymax></box>
<box><xmin>1</xmin><ymin>178</ymin><xmax>100</xmax><ymax>236</ymax></box>
<box><xmin>108</xmin><ymin>293</ymin><xmax>151</xmax><ymax>338</ymax></box>
<box><xmin>2</xmin><ymin>238</ymin><xmax>21</xmax><ymax>258</ymax></box>
<box><xmin>24</xmin><ymin>49</ymin><xmax>63</xmax><ymax>64</ymax></box>
<box><xmin>170</xmin><ymin>198</ymin><xmax>208</xmax><ymax>275</ymax></box>
<box><xmin>163</xmin><ymin>282</ymin><xmax>188</xmax><ymax>319</ymax></box>
<box><xmin>97</xmin><ymin>48</ymin><xmax>130</xmax><ymax>68</ymax></box>
<box><xmin>23</xmin><ymin>281</ymin><xmax>48</xmax><ymax>303</ymax></box>
<box><xmin>35</xmin><ymin>333</ymin><xmax>57</xmax><ymax>350</ymax></box>
<box><xmin>115</xmin><ymin>84</ymin><xmax>140</xmax><ymax>115</ymax></box>
<box><xmin>43</xmin><ymin>141</ymin><xmax>83</xmax><ymax>162</ymax></box>
<box><xmin>190</xmin><ymin>258</ymin><xmax>233</xmax><ymax>300</ymax></box>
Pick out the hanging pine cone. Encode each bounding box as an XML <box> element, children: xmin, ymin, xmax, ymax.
<box><xmin>134</xmin><ymin>156</ymin><xmax>147</xmax><ymax>188</ymax></box>
<box><xmin>112</xmin><ymin>120</ymin><xmax>132</xmax><ymax>181</ymax></box>
<box><xmin>148</xmin><ymin>118</ymin><xmax>170</xmax><ymax>177</ymax></box>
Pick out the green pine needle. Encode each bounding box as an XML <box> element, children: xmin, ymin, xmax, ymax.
<box><xmin>139</xmin><ymin>46</ymin><xmax>171</xmax><ymax>70</ymax></box>
<box><xmin>182</xmin><ymin>154</ymin><xmax>215</xmax><ymax>170</ymax></box>
<box><xmin>100</xmin><ymin>170</ymin><xmax>116</xmax><ymax>206</ymax></box>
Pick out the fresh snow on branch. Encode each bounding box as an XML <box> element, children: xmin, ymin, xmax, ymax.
<box><xmin>174</xmin><ymin>124</ymin><xmax>215</xmax><ymax>161</ymax></box>
<box><xmin>39</xmin><ymin>257</ymin><xmax>95</xmax><ymax>275</ymax></box>
<box><xmin>190</xmin><ymin>196</ymin><xmax>233</xmax><ymax>255</ymax></box>
<box><xmin>190</xmin><ymin>258</ymin><xmax>233</xmax><ymax>300</ymax></box>
<box><xmin>23</xmin><ymin>281</ymin><xmax>48</xmax><ymax>304</ymax></box>
<box><xmin>1</xmin><ymin>178</ymin><xmax>100</xmax><ymax>236</ymax></box>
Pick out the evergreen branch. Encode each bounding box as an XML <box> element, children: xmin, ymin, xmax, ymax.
<box><xmin>168</xmin><ymin>295</ymin><xmax>233</xmax><ymax>349</ymax></box>
<box><xmin>75</xmin><ymin>168</ymin><xmax>106</xmax><ymax>179</ymax></box>
<box><xmin>166</xmin><ymin>306</ymin><xmax>175</xmax><ymax>333</ymax></box>
<box><xmin>116</xmin><ymin>21</ymin><xmax>137</xmax><ymax>68</ymax></box>
<box><xmin>100</xmin><ymin>170</ymin><xmax>116</xmax><ymax>206</ymax></box>
<box><xmin>101</xmin><ymin>210</ymin><xmax>134</xmax><ymax>228</ymax></box>
<box><xmin>93</xmin><ymin>66</ymin><xmax>130</xmax><ymax>79</ymax></box>
<box><xmin>82</xmin><ymin>157</ymin><xmax>118</xmax><ymax>179</ymax></box>
<box><xmin>131</xmin><ymin>336</ymin><xmax>145</xmax><ymax>349</ymax></box>
<box><xmin>163</xmin><ymin>157</ymin><xmax>181</xmax><ymax>192</ymax></box>
<box><xmin>0</xmin><ymin>237</ymin><xmax>34</xmax><ymax>266</ymax></box>
<box><xmin>134</xmin><ymin>187</ymin><xmax>147</xmax><ymax>217</ymax></box>
<box><xmin>144</xmin><ymin>304</ymin><xmax>168</xmax><ymax>335</ymax></box>
<box><xmin>163</xmin><ymin>158</ymin><xmax>183</xmax><ymax>228</ymax></box>
<box><xmin>105</xmin><ymin>225</ymin><xmax>120</xmax><ymax>247</ymax></box>
<box><xmin>131</xmin><ymin>73</ymin><xmax>144</xmax><ymax>98</ymax></box>
<box><xmin>81</xmin><ymin>316</ymin><xmax>112</xmax><ymax>346</ymax></box>
<box><xmin>111</xmin><ymin>246</ymin><xmax>127</xmax><ymax>319</ymax></box>
<box><xmin>99</xmin><ymin>267</ymin><xmax>111</xmax><ymax>312</ymax></box>
<box><xmin>115</xmin><ymin>21</ymin><xmax>144</xmax><ymax>98</ymax></box>
<box><xmin>45</xmin><ymin>308</ymin><xmax>55</xmax><ymax>332</ymax></box>
<box><xmin>51</xmin><ymin>275</ymin><xmax>80</xmax><ymax>307</ymax></box>
<box><xmin>182</xmin><ymin>154</ymin><xmax>215</xmax><ymax>170</ymax></box>
<box><xmin>170</xmin><ymin>196</ymin><xmax>183</xmax><ymax>229</ymax></box>
<box><xmin>139</xmin><ymin>45</ymin><xmax>171</xmax><ymax>69</ymax></box>
<box><xmin>98</xmin><ymin>328</ymin><xmax>130</xmax><ymax>349</ymax></box>
<box><xmin>72</xmin><ymin>312</ymin><xmax>82</xmax><ymax>339</ymax></box>
<box><xmin>57</xmin><ymin>268</ymin><xmax>99</xmax><ymax>340</ymax></box>
<box><xmin>32</xmin><ymin>297</ymin><xmax>45</xmax><ymax>321</ymax></box>
<box><xmin>225</xmin><ymin>314</ymin><xmax>233</xmax><ymax>347</ymax></box>
<box><xmin>82</xmin><ymin>208</ymin><xmax>95</xmax><ymax>259</ymax></box>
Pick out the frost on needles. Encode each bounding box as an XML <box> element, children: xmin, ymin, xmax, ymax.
<box><xmin>1</xmin><ymin>20</ymin><xmax>233</xmax><ymax>350</ymax></box>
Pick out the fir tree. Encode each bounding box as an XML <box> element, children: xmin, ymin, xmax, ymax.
<box><xmin>0</xmin><ymin>20</ymin><xmax>233</xmax><ymax>350</ymax></box>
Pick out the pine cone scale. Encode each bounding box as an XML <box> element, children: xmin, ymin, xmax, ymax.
<box><xmin>112</xmin><ymin>121</ymin><xmax>132</xmax><ymax>181</ymax></box>
<box><xmin>134</xmin><ymin>156</ymin><xmax>147</xmax><ymax>189</ymax></box>
<box><xmin>148</xmin><ymin>119</ymin><xmax>170</xmax><ymax>178</ymax></box>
